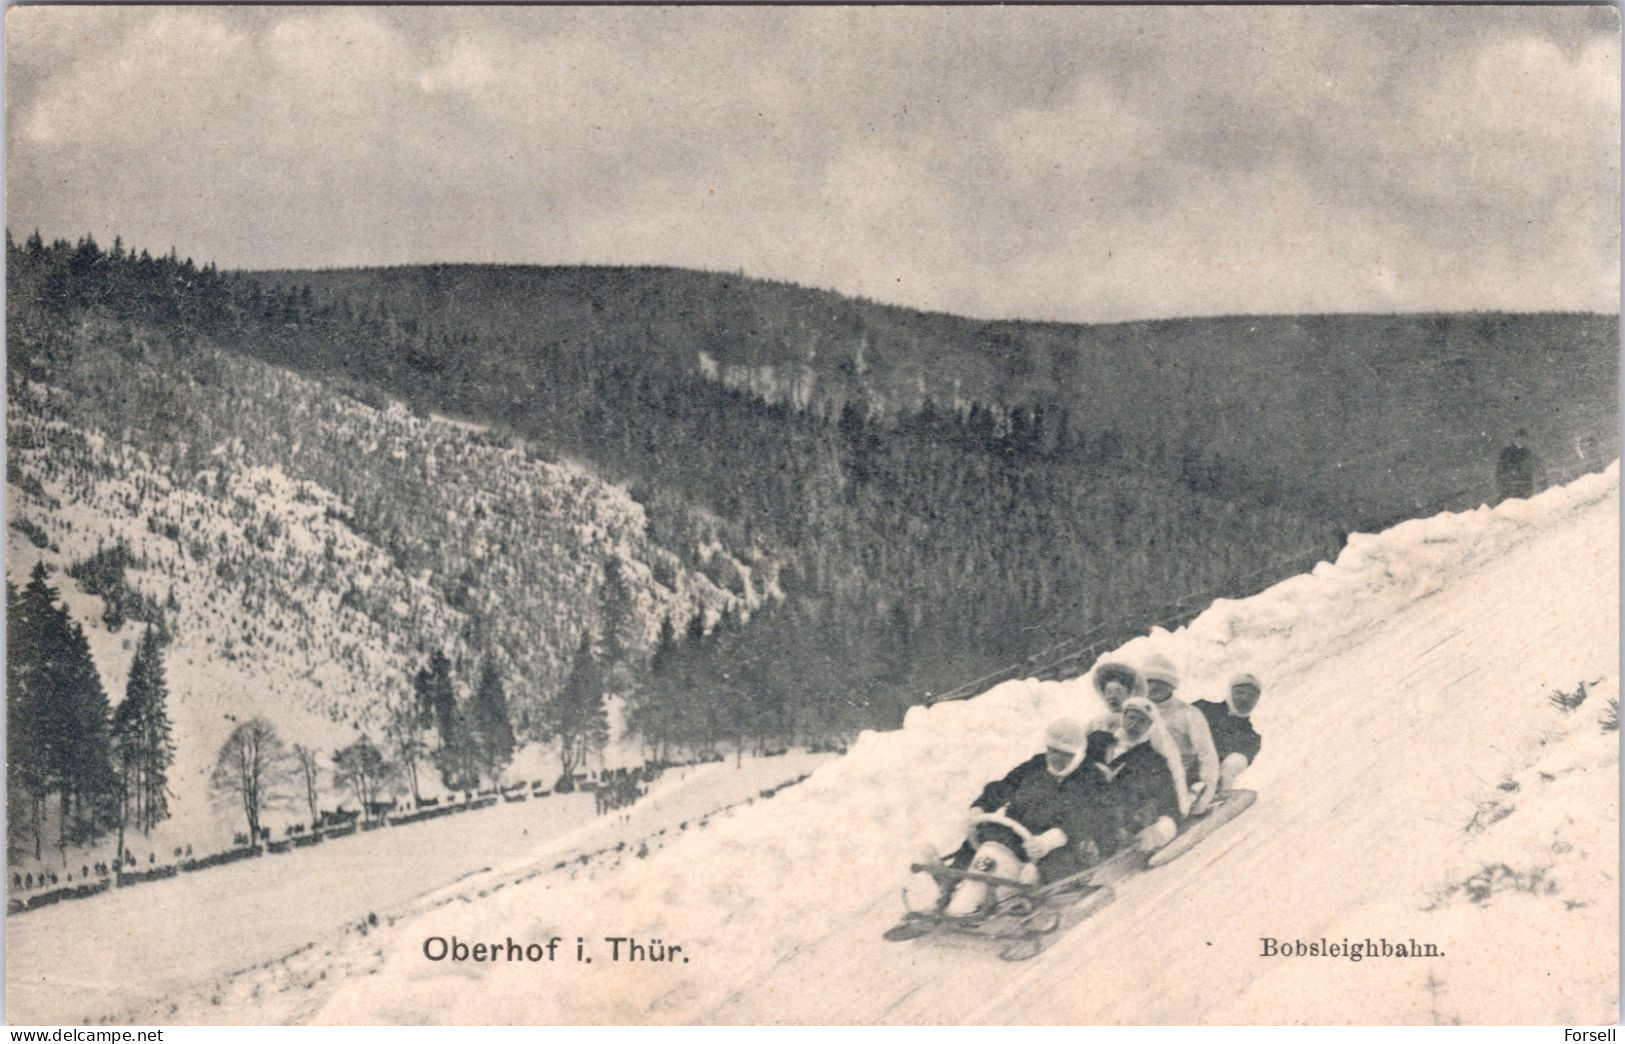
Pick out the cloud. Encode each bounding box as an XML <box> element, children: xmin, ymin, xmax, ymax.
<box><xmin>7</xmin><ymin>6</ymin><xmax>1618</xmax><ymax>321</ymax></box>
<box><xmin>16</xmin><ymin>9</ymin><xmax>250</xmax><ymax>148</ymax></box>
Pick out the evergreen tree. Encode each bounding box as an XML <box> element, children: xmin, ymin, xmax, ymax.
<box><xmin>414</xmin><ymin>651</ymin><xmax>478</xmax><ymax>790</ymax></box>
<box><xmin>626</xmin><ymin>615</ymin><xmax>679</xmax><ymax>758</ymax></box>
<box><xmin>597</xmin><ymin>558</ymin><xmax>635</xmax><ymax>688</ymax></box>
<box><xmin>650</xmin><ymin>614</ymin><xmax>678</xmax><ymax>676</ymax></box>
<box><xmin>12</xmin><ymin>564</ymin><xmax>121</xmax><ymax>852</ymax></box>
<box><xmin>112</xmin><ymin>625</ymin><xmax>174</xmax><ymax>836</ymax></box>
<box><xmin>413</xmin><ymin>651</ymin><xmax>456</xmax><ymax>733</ymax></box>
<box><xmin>432</xmin><ymin>700</ymin><xmax>481</xmax><ymax>793</ymax></box>
<box><xmin>412</xmin><ymin>650</ymin><xmax>474</xmax><ymax>787</ymax></box>
<box><xmin>679</xmin><ymin>612</ymin><xmax>713</xmax><ymax>754</ymax></box>
<box><xmin>11</xmin><ymin>565</ymin><xmax>69</xmax><ymax>858</ymax></box>
<box><xmin>60</xmin><ymin>618</ymin><xmax>118</xmax><ymax>844</ymax></box>
<box><xmin>543</xmin><ymin>632</ymin><xmax>608</xmax><ymax>785</ymax></box>
<box><xmin>709</xmin><ymin>606</ymin><xmax>753</xmax><ymax>765</ymax></box>
<box><xmin>738</xmin><ymin>602</ymin><xmax>790</xmax><ymax>752</ymax></box>
<box><xmin>6</xmin><ymin>580</ymin><xmax>46</xmax><ymax>859</ymax></box>
<box><xmin>469</xmin><ymin>659</ymin><xmax>516</xmax><ymax>785</ymax></box>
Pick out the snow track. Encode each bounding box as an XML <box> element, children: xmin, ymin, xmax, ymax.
<box><xmin>112</xmin><ymin>466</ymin><xmax>1619</xmax><ymax>1024</ymax></box>
<box><xmin>713</xmin><ymin>471</ymin><xmax>1619</xmax><ymax>1025</ymax></box>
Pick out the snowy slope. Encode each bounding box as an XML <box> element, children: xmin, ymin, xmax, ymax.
<box><xmin>6</xmin><ymin>372</ymin><xmax>759</xmax><ymax>856</ymax></box>
<box><xmin>140</xmin><ymin>464</ymin><xmax>1619</xmax><ymax>1025</ymax></box>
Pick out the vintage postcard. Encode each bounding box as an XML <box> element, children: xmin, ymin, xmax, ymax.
<box><xmin>4</xmin><ymin>4</ymin><xmax>1619</xmax><ymax>1027</ymax></box>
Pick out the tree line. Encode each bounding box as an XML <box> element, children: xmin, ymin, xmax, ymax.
<box><xmin>212</xmin><ymin>643</ymin><xmax>587</xmax><ymax>842</ymax></box>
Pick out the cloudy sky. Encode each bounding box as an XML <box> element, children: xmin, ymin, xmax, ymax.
<box><xmin>7</xmin><ymin>6</ymin><xmax>1620</xmax><ymax>322</ymax></box>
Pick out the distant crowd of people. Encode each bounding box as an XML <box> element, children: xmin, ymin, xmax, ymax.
<box><xmin>594</xmin><ymin>762</ymin><xmax>666</xmax><ymax>816</ymax></box>
<box><xmin>11</xmin><ymin>843</ymin><xmax>195</xmax><ymax>892</ymax></box>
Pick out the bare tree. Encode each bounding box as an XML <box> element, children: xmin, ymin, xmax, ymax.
<box><xmin>332</xmin><ymin>736</ymin><xmax>396</xmax><ymax>821</ymax></box>
<box><xmin>209</xmin><ymin>719</ymin><xmax>292</xmax><ymax>845</ymax></box>
<box><xmin>290</xmin><ymin>743</ymin><xmax>322</xmax><ymax>830</ymax></box>
<box><xmin>383</xmin><ymin>694</ymin><xmax>427</xmax><ymax>806</ymax></box>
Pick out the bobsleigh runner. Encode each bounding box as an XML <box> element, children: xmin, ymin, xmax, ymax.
<box><xmin>883</xmin><ymin>789</ymin><xmax>1257</xmax><ymax>961</ymax></box>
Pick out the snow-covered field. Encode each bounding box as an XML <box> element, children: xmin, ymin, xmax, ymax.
<box><xmin>107</xmin><ymin>460</ymin><xmax>1614</xmax><ymax>1026</ymax></box>
<box><xmin>5</xmin><ymin>751</ymin><xmax>832</xmax><ymax>1024</ymax></box>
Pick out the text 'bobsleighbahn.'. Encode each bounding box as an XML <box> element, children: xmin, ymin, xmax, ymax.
<box><xmin>1259</xmin><ymin>937</ymin><xmax>1443</xmax><ymax>962</ymax></box>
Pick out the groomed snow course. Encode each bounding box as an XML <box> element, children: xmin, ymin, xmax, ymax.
<box><xmin>189</xmin><ymin>462</ymin><xmax>1621</xmax><ymax>1024</ymax></box>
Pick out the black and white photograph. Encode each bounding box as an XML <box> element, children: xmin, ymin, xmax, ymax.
<box><xmin>4</xmin><ymin>3</ymin><xmax>1620</xmax><ymax>1027</ymax></box>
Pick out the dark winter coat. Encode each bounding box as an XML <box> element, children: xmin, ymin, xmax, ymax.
<box><xmin>1194</xmin><ymin>699</ymin><xmax>1263</xmax><ymax>764</ymax></box>
<box><xmin>970</xmin><ymin>753</ymin><xmax>1048</xmax><ymax>815</ymax></box>
<box><xmin>1090</xmin><ymin>731</ymin><xmax>1183</xmax><ymax>846</ymax></box>
<box><xmin>969</xmin><ymin>753</ymin><xmax>1109</xmax><ymax>876</ymax></box>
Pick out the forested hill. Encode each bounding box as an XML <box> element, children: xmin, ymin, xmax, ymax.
<box><xmin>6</xmin><ymin>233</ymin><xmax>1341</xmax><ymax>748</ymax></box>
<box><xmin>250</xmin><ymin>264</ymin><xmax>1619</xmax><ymax>528</ymax></box>
<box><xmin>11</xmin><ymin>229</ymin><xmax>1614</xmax><ymax>860</ymax></box>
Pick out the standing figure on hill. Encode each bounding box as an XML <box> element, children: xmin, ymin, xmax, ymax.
<box><xmin>1194</xmin><ymin>673</ymin><xmax>1264</xmax><ymax>791</ymax></box>
<box><xmin>1496</xmin><ymin>428</ymin><xmax>1543</xmax><ymax>502</ymax></box>
<box><xmin>1140</xmin><ymin>654</ymin><xmax>1218</xmax><ymax>816</ymax></box>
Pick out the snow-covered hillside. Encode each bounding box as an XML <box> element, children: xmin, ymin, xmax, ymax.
<box><xmin>7</xmin><ymin>365</ymin><xmax>763</xmax><ymax>853</ymax></box>
<box><xmin>128</xmin><ymin>460</ymin><xmax>1616</xmax><ymax>1025</ymax></box>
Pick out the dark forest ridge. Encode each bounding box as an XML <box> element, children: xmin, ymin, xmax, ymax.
<box><xmin>247</xmin><ymin>259</ymin><xmax>1615</xmax><ymax>331</ymax></box>
<box><xmin>250</xmin><ymin>261</ymin><xmax>1619</xmax><ymax>527</ymax></box>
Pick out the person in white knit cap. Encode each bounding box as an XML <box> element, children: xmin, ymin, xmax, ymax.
<box><xmin>909</xmin><ymin>718</ymin><xmax>1103</xmax><ymax>916</ymax></box>
<box><xmin>1140</xmin><ymin>653</ymin><xmax>1219</xmax><ymax>817</ymax></box>
<box><xmin>1194</xmin><ymin>672</ymin><xmax>1264</xmax><ymax>791</ymax></box>
<box><xmin>1085</xmin><ymin>658</ymin><xmax>1190</xmax><ymax>814</ymax></box>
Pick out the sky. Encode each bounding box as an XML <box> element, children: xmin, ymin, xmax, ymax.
<box><xmin>6</xmin><ymin>5</ymin><xmax>1620</xmax><ymax>323</ymax></box>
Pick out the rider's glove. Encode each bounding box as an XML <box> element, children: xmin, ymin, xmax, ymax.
<box><xmin>1026</xmin><ymin>827</ymin><xmax>1068</xmax><ymax>860</ymax></box>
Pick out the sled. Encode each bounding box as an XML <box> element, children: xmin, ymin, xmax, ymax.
<box><xmin>883</xmin><ymin>861</ymin><xmax>1118</xmax><ymax>961</ymax></box>
<box><xmin>884</xmin><ymin>789</ymin><xmax>1258</xmax><ymax>960</ymax></box>
<box><xmin>906</xmin><ymin>859</ymin><xmax>1116</xmax><ymax>906</ymax></box>
<box><xmin>1146</xmin><ymin>788</ymin><xmax>1256</xmax><ymax>868</ymax></box>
